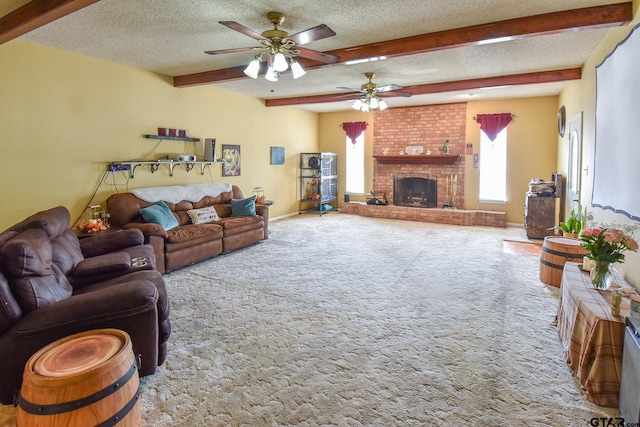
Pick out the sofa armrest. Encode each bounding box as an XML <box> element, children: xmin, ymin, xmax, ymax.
<box><xmin>256</xmin><ymin>205</ymin><xmax>269</xmax><ymax>240</ymax></box>
<box><xmin>123</xmin><ymin>222</ymin><xmax>168</xmax><ymax>239</ymax></box>
<box><xmin>73</xmin><ymin>252</ymin><xmax>131</xmax><ymax>279</ymax></box>
<box><xmin>0</xmin><ymin>281</ymin><xmax>159</xmax><ymax>404</ymax></box>
<box><xmin>16</xmin><ymin>280</ymin><xmax>158</xmax><ymax>334</ymax></box>
<box><xmin>79</xmin><ymin>229</ymin><xmax>144</xmax><ymax>258</ymax></box>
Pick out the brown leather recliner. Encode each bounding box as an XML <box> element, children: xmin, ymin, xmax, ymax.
<box><xmin>0</xmin><ymin>206</ymin><xmax>171</xmax><ymax>405</ymax></box>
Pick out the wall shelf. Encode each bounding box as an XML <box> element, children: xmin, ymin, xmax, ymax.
<box><xmin>143</xmin><ymin>134</ymin><xmax>200</xmax><ymax>142</ymax></box>
<box><xmin>373</xmin><ymin>154</ymin><xmax>461</xmax><ymax>164</ymax></box>
<box><xmin>109</xmin><ymin>160</ymin><xmax>226</xmax><ymax>178</ymax></box>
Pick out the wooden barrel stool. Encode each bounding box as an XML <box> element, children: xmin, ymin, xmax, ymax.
<box><xmin>539</xmin><ymin>236</ymin><xmax>589</xmax><ymax>287</ymax></box>
<box><xmin>17</xmin><ymin>329</ymin><xmax>141</xmax><ymax>427</ymax></box>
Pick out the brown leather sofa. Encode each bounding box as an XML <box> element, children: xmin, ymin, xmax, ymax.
<box><xmin>0</xmin><ymin>206</ymin><xmax>171</xmax><ymax>405</ymax></box>
<box><xmin>107</xmin><ymin>184</ymin><xmax>269</xmax><ymax>273</ymax></box>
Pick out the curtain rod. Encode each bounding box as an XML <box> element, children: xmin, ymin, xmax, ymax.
<box><xmin>472</xmin><ymin>113</ymin><xmax>516</xmax><ymax>120</ymax></box>
<box><xmin>340</xmin><ymin>122</ymin><xmax>369</xmax><ymax>128</ymax></box>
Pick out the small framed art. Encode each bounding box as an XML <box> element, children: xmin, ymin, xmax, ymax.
<box><xmin>222</xmin><ymin>144</ymin><xmax>241</xmax><ymax>176</ymax></box>
<box><xmin>270</xmin><ymin>146</ymin><xmax>285</xmax><ymax>165</ymax></box>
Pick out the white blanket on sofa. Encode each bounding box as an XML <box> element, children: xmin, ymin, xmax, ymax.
<box><xmin>130</xmin><ymin>183</ymin><xmax>233</xmax><ymax>204</ymax></box>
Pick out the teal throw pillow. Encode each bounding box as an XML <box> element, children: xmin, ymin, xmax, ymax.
<box><xmin>140</xmin><ymin>201</ymin><xmax>179</xmax><ymax>230</ymax></box>
<box><xmin>231</xmin><ymin>195</ymin><xmax>257</xmax><ymax>216</ymax></box>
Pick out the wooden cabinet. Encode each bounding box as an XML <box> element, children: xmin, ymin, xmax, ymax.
<box><xmin>524</xmin><ymin>195</ymin><xmax>555</xmax><ymax>239</ymax></box>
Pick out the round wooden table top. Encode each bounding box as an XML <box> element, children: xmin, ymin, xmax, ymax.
<box><xmin>33</xmin><ymin>334</ymin><xmax>124</xmax><ymax>378</ymax></box>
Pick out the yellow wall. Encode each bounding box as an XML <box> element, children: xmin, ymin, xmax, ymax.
<box><xmin>558</xmin><ymin>1</ymin><xmax>640</xmax><ymax>287</ymax></box>
<box><xmin>465</xmin><ymin>97</ymin><xmax>559</xmax><ymax>224</ymax></box>
<box><xmin>0</xmin><ymin>40</ymin><xmax>318</xmax><ymax>230</ymax></box>
<box><xmin>318</xmin><ymin>111</ymin><xmax>374</xmax><ymax>203</ymax></box>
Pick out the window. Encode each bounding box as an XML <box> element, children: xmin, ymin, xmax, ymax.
<box><xmin>479</xmin><ymin>128</ymin><xmax>507</xmax><ymax>203</ymax></box>
<box><xmin>345</xmin><ymin>134</ymin><xmax>364</xmax><ymax>194</ymax></box>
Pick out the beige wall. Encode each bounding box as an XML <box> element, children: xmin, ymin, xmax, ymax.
<box><xmin>318</xmin><ymin>111</ymin><xmax>374</xmax><ymax>203</ymax></box>
<box><xmin>0</xmin><ymin>40</ymin><xmax>319</xmax><ymax>230</ymax></box>
<box><xmin>558</xmin><ymin>1</ymin><xmax>640</xmax><ymax>287</ymax></box>
<box><xmin>465</xmin><ymin>97</ymin><xmax>559</xmax><ymax>224</ymax></box>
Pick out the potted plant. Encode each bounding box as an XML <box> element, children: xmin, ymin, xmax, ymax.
<box><xmin>555</xmin><ymin>205</ymin><xmax>585</xmax><ymax>238</ymax></box>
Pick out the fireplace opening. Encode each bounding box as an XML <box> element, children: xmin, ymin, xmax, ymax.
<box><xmin>394</xmin><ymin>173</ymin><xmax>437</xmax><ymax>208</ymax></box>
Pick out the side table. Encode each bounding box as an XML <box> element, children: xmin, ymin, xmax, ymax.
<box><xmin>556</xmin><ymin>262</ymin><xmax>636</xmax><ymax>407</ymax></box>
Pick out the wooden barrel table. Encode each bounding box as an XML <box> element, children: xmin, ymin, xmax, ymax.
<box><xmin>17</xmin><ymin>329</ymin><xmax>141</xmax><ymax>427</ymax></box>
<box><xmin>539</xmin><ymin>236</ymin><xmax>589</xmax><ymax>287</ymax></box>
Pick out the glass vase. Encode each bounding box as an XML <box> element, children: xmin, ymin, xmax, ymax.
<box><xmin>590</xmin><ymin>260</ymin><xmax>613</xmax><ymax>290</ymax></box>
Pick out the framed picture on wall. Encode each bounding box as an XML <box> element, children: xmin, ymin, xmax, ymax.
<box><xmin>270</xmin><ymin>146</ymin><xmax>285</xmax><ymax>165</ymax></box>
<box><xmin>222</xmin><ymin>144</ymin><xmax>241</xmax><ymax>176</ymax></box>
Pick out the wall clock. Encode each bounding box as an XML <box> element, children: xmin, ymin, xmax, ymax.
<box><xmin>558</xmin><ymin>105</ymin><xmax>566</xmax><ymax>137</ymax></box>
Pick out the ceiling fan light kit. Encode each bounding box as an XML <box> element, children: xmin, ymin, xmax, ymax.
<box><xmin>212</xmin><ymin>11</ymin><xmax>337</xmax><ymax>82</ymax></box>
<box><xmin>346</xmin><ymin>73</ymin><xmax>405</xmax><ymax>111</ymax></box>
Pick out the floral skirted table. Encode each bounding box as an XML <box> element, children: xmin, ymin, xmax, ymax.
<box><xmin>556</xmin><ymin>262</ymin><xmax>637</xmax><ymax>407</ymax></box>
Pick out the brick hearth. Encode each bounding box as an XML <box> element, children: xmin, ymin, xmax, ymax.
<box><xmin>340</xmin><ymin>202</ymin><xmax>506</xmax><ymax>227</ymax></box>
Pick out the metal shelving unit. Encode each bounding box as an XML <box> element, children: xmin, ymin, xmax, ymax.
<box><xmin>299</xmin><ymin>152</ymin><xmax>338</xmax><ymax>215</ymax></box>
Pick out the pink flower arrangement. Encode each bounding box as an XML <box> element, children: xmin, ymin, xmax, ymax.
<box><xmin>579</xmin><ymin>227</ymin><xmax>639</xmax><ymax>264</ymax></box>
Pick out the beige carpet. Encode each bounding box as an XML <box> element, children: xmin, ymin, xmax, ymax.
<box><xmin>0</xmin><ymin>214</ymin><xmax>620</xmax><ymax>426</ymax></box>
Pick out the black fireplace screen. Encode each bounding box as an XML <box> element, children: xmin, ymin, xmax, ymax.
<box><xmin>394</xmin><ymin>174</ymin><xmax>437</xmax><ymax>208</ymax></box>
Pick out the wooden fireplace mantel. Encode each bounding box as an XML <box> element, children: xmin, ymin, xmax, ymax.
<box><xmin>373</xmin><ymin>154</ymin><xmax>462</xmax><ymax>165</ymax></box>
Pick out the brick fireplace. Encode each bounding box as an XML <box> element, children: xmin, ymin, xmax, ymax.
<box><xmin>373</xmin><ymin>103</ymin><xmax>466</xmax><ymax>209</ymax></box>
<box><xmin>340</xmin><ymin>102</ymin><xmax>506</xmax><ymax>227</ymax></box>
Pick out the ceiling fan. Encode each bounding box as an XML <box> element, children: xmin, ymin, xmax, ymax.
<box><xmin>337</xmin><ymin>73</ymin><xmax>413</xmax><ymax>111</ymax></box>
<box><xmin>205</xmin><ymin>11</ymin><xmax>339</xmax><ymax>81</ymax></box>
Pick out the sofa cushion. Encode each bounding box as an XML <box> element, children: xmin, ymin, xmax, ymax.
<box><xmin>231</xmin><ymin>195</ymin><xmax>257</xmax><ymax>216</ymax></box>
<box><xmin>0</xmin><ymin>228</ymin><xmax>73</xmax><ymax>312</ymax></box>
<box><xmin>165</xmin><ymin>223</ymin><xmax>223</xmax><ymax>244</ymax></box>
<box><xmin>187</xmin><ymin>206</ymin><xmax>220</xmax><ymax>224</ymax></box>
<box><xmin>140</xmin><ymin>201</ymin><xmax>179</xmax><ymax>230</ymax></box>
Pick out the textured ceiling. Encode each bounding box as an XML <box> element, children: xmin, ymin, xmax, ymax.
<box><xmin>5</xmin><ymin>0</ymin><xmax>629</xmax><ymax>112</ymax></box>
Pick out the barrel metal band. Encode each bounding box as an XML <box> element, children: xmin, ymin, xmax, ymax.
<box><xmin>539</xmin><ymin>258</ymin><xmax>564</xmax><ymax>270</ymax></box>
<box><xmin>95</xmin><ymin>383</ymin><xmax>141</xmax><ymax>427</ymax></box>
<box><xmin>18</xmin><ymin>360</ymin><xmax>137</xmax><ymax>416</ymax></box>
<box><xmin>541</xmin><ymin>245</ymin><xmax>585</xmax><ymax>259</ymax></box>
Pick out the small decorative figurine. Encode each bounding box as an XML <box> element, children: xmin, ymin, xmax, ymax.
<box><xmin>442</xmin><ymin>139</ymin><xmax>450</xmax><ymax>154</ymax></box>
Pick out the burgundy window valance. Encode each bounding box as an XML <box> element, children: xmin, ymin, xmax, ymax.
<box><xmin>475</xmin><ymin>113</ymin><xmax>513</xmax><ymax>141</ymax></box>
<box><xmin>342</xmin><ymin>121</ymin><xmax>368</xmax><ymax>145</ymax></box>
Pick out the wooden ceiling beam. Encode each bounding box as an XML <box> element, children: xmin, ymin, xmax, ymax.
<box><xmin>174</xmin><ymin>3</ymin><xmax>630</xmax><ymax>88</ymax></box>
<box><xmin>0</xmin><ymin>0</ymin><xmax>101</xmax><ymax>46</ymax></box>
<box><xmin>264</xmin><ymin>68</ymin><xmax>582</xmax><ymax>107</ymax></box>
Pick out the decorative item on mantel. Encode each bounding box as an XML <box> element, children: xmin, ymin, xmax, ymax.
<box><xmin>579</xmin><ymin>227</ymin><xmax>638</xmax><ymax>290</ymax></box>
<box><xmin>442</xmin><ymin>139</ymin><xmax>450</xmax><ymax>154</ymax></box>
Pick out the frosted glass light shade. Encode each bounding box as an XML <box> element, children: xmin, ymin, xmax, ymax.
<box><xmin>378</xmin><ymin>100</ymin><xmax>389</xmax><ymax>111</ymax></box>
<box><xmin>272</xmin><ymin>52</ymin><xmax>288</xmax><ymax>72</ymax></box>
<box><xmin>352</xmin><ymin>100</ymin><xmax>363</xmax><ymax>110</ymax></box>
<box><xmin>265</xmin><ymin>66</ymin><xmax>279</xmax><ymax>82</ymax></box>
<box><xmin>243</xmin><ymin>59</ymin><xmax>260</xmax><ymax>79</ymax></box>
<box><xmin>290</xmin><ymin>60</ymin><xmax>306</xmax><ymax>79</ymax></box>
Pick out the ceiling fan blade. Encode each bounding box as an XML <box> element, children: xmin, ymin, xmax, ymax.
<box><xmin>219</xmin><ymin>21</ymin><xmax>264</xmax><ymax>41</ymax></box>
<box><xmin>332</xmin><ymin>92</ymin><xmax>363</xmax><ymax>100</ymax></box>
<box><xmin>286</xmin><ymin>24</ymin><xmax>336</xmax><ymax>45</ymax></box>
<box><xmin>337</xmin><ymin>86</ymin><xmax>363</xmax><ymax>92</ymax></box>
<box><xmin>379</xmin><ymin>91</ymin><xmax>413</xmax><ymax>98</ymax></box>
<box><xmin>295</xmin><ymin>47</ymin><xmax>340</xmax><ymax>63</ymax></box>
<box><xmin>375</xmin><ymin>84</ymin><xmax>403</xmax><ymax>92</ymax></box>
<box><xmin>205</xmin><ymin>47</ymin><xmax>255</xmax><ymax>55</ymax></box>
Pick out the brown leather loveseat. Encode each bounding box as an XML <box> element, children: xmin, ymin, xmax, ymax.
<box><xmin>0</xmin><ymin>206</ymin><xmax>171</xmax><ymax>404</ymax></box>
<box><xmin>107</xmin><ymin>183</ymin><xmax>268</xmax><ymax>273</ymax></box>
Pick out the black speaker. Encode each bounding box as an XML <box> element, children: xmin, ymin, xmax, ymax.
<box><xmin>204</xmin><ymin>138</ymin><xmax>216</xmax><ymax>161</ymax></box>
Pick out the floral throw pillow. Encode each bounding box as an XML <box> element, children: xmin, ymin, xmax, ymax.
<box><xmin>187</xmin><ymin>206</ymin><xmax>220</xmax><ymax>224</ymax></box>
